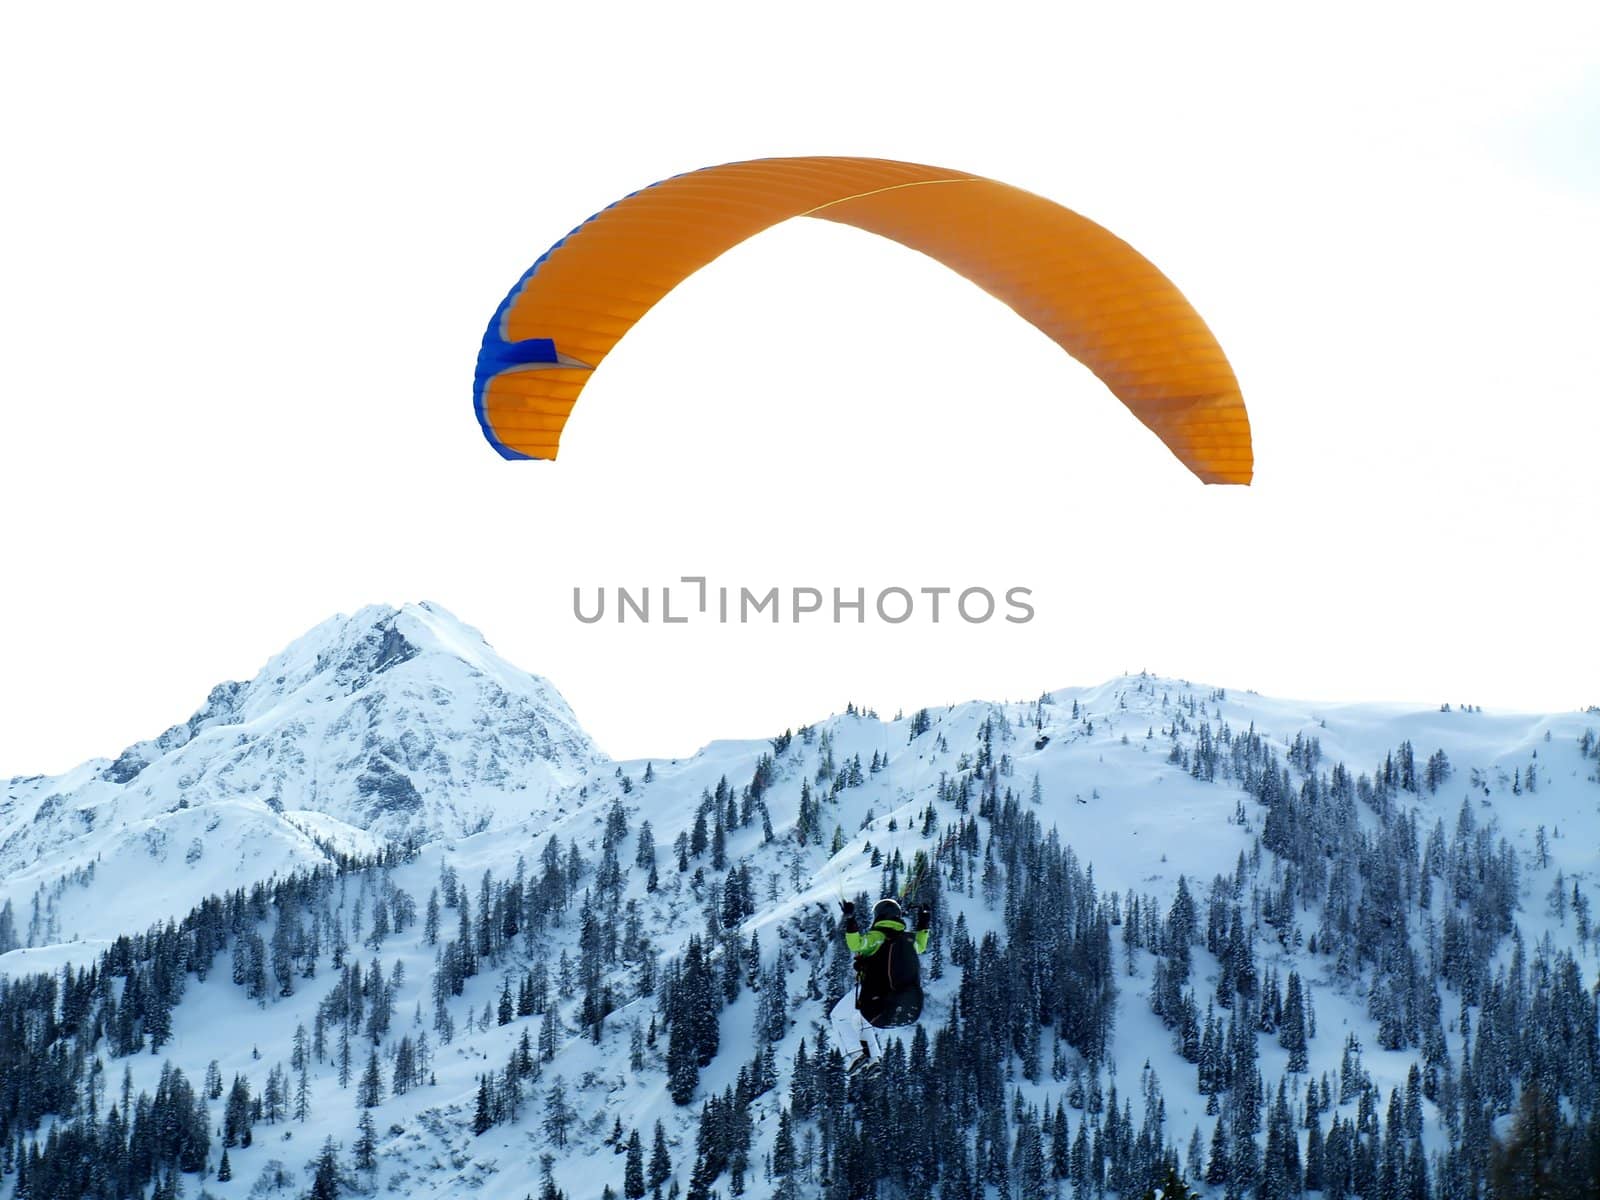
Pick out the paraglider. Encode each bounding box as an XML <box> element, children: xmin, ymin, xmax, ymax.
<box><xmin>474</xmin><ymin>155</ymin><xmax>1252</xmax><ymax>484</ymax></box>
<box><xmin>839</xmin><ymin>895</ymin><xmax>930</xmax><ymax>1071</ymax></box>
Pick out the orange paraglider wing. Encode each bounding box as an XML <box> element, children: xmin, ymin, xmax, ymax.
<box><xmin>474</xmin><ymin>156</ymin><xmax>1250</xmax><ymax>484</ymax></box>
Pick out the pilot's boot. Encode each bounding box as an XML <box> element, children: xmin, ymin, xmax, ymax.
<box><xmin>848</xmin><ymin>1039</ymin><xmax>872</xmax><ymax>1073</ymax></box>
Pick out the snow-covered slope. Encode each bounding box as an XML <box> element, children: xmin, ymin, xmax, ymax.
<box><xmin>0</xmin><ymin>602</ymin><xmax>603</xmax><ymax>945</ymax></box>
<box><xmin>2</xmin><ymin>614</ymin><xmax>1597</xmax><ymax>1200</ymax></box>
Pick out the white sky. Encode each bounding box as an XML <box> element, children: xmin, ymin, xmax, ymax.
<box><xmin>2</xmin><ymin>3</ymin><xmax>1597</xmax><ymax>775</ymax></box>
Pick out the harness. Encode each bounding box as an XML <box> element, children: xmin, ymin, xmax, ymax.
<box><xmin>854</xmin><ymin>921</ymin><xmax>915</xmax><ymax>993</ymax></box>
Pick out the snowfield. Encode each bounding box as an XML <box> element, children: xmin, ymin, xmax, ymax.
<box><xmin>1</xmin><ymin>603</ymin><xmax>1596</xmax><ymax>1199</ymax></box>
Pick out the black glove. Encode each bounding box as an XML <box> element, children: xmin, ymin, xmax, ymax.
<box><xmin>915</xmin><ymin>904</ymin><xmax>931</xmax><ymax>932</ymax></box>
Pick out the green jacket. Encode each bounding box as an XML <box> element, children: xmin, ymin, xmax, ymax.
<box><xmin>846</xmin><ymin>918</ymin><xmax>929</xmax><ymax>957</ymax></box>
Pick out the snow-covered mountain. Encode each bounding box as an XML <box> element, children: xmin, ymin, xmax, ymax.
<box><xmin>0</xmin><ymin>602</ymin><xmax>602</xmax><ymax>947</ymax></box>
<box><xmin>2</xmin><ymin>607</ymin><xmax>1597</xmax><ymax>1200</ymax></box>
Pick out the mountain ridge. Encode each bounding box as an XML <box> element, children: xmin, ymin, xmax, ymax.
<box><xmin>2</xmin><ymin>605</ymin><xmax>1597</xmax><ymax>1200</ymax></box>
<box><xmin>0</xmin><ymin>602</ymin><xmax>603</xmax><ymax>947</ymax></box>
